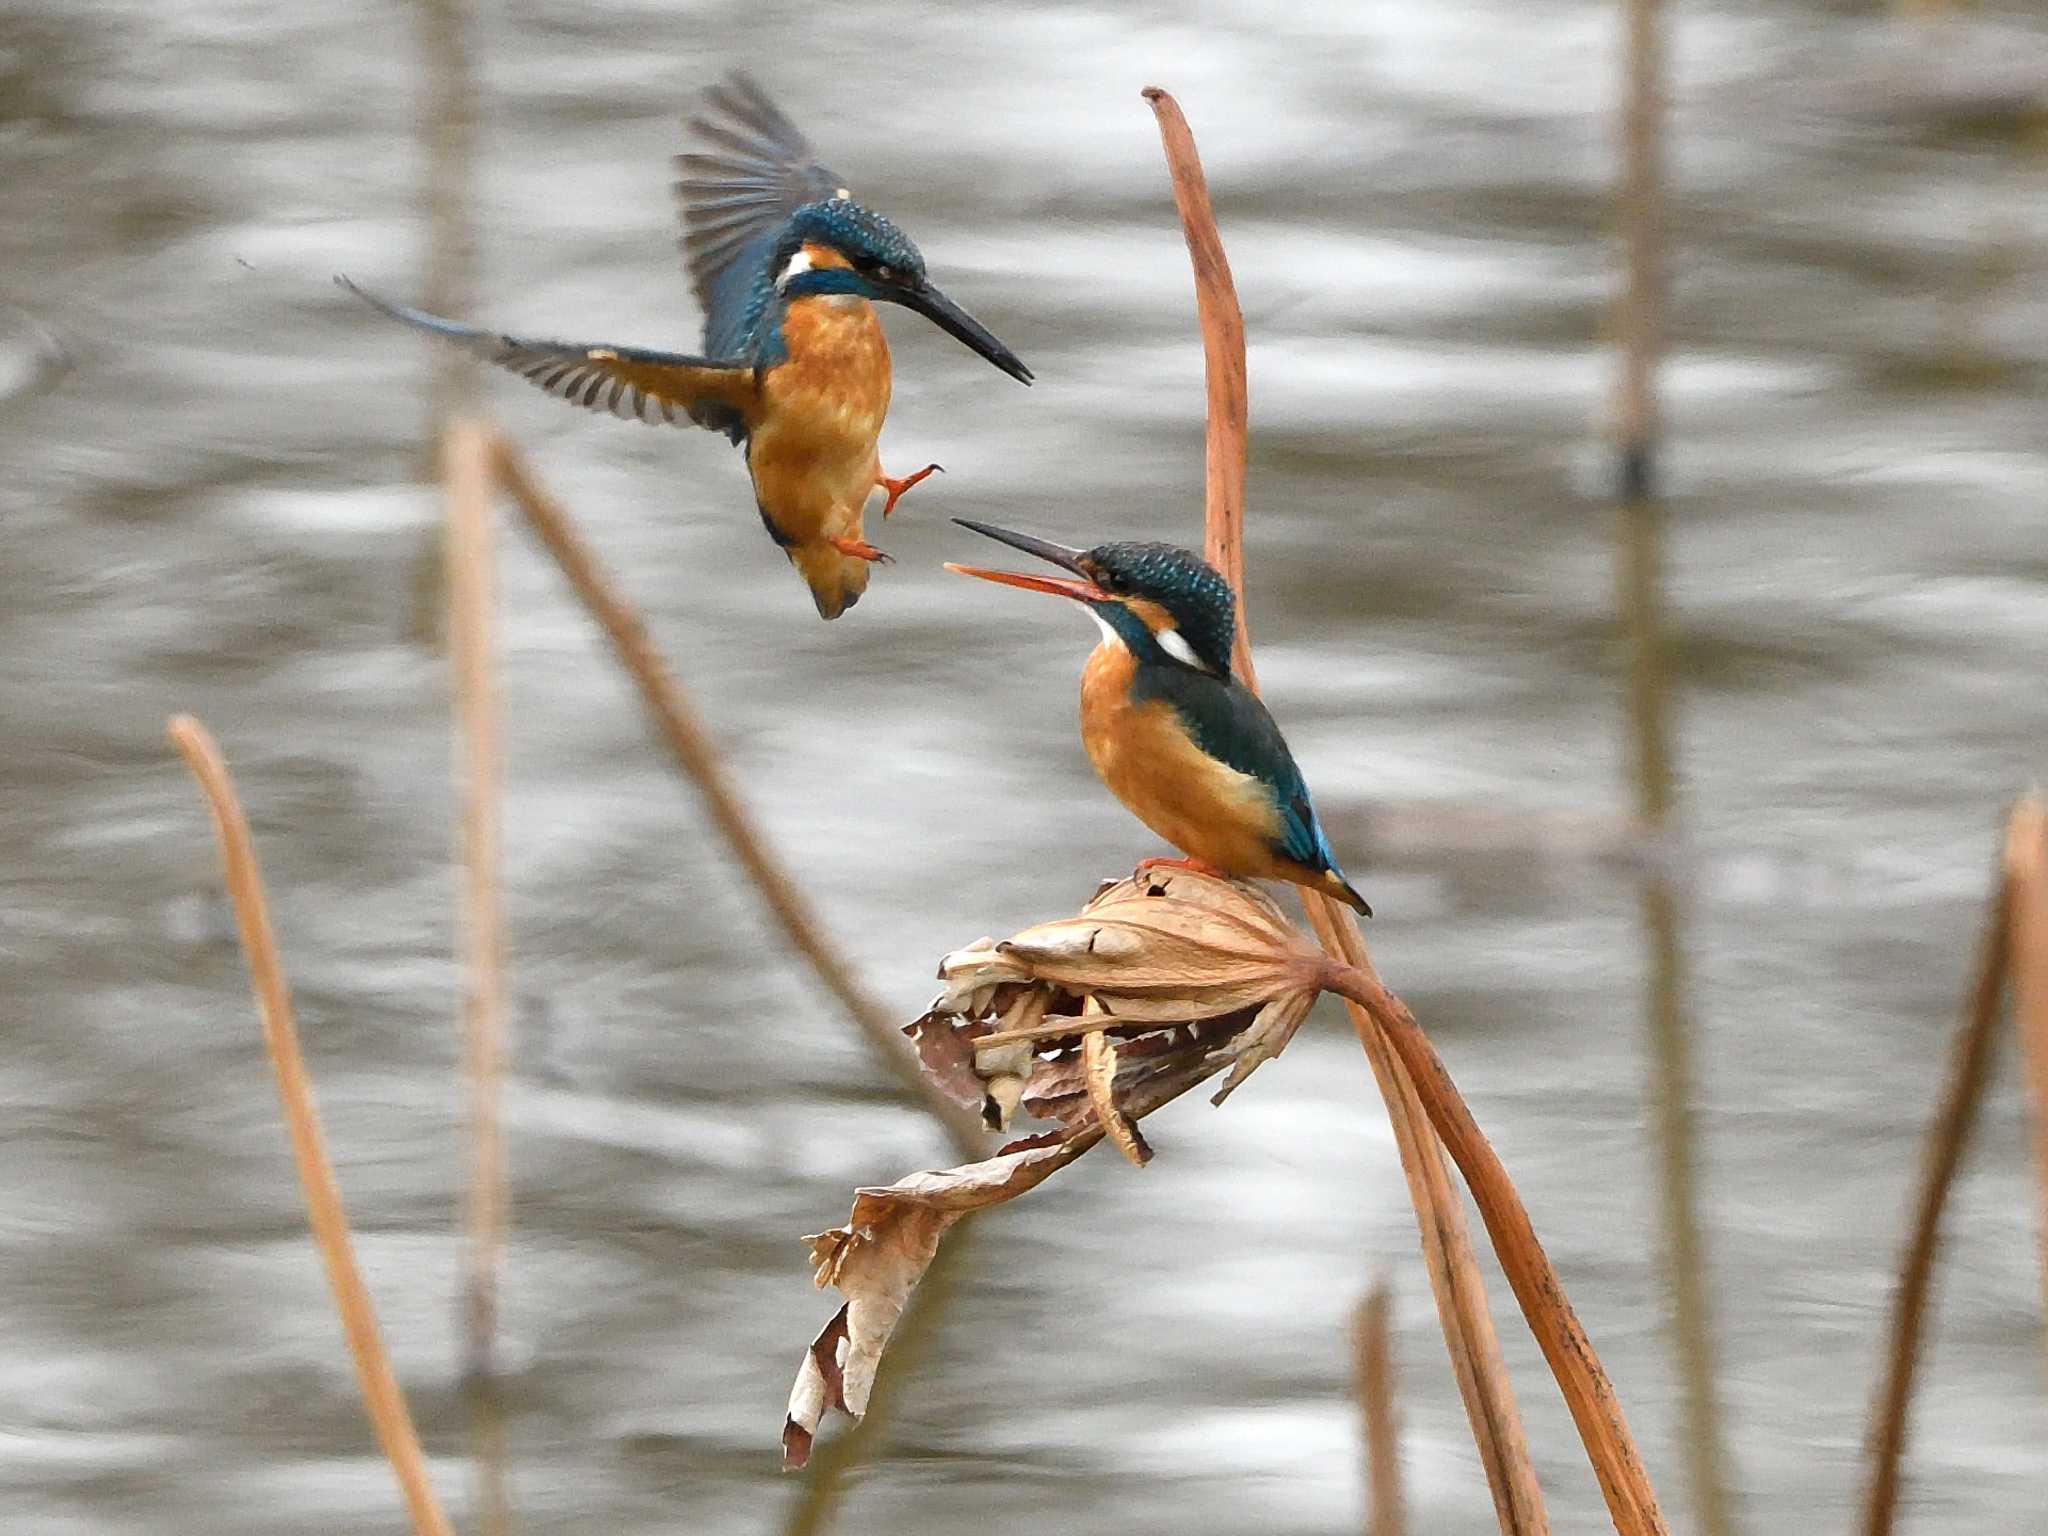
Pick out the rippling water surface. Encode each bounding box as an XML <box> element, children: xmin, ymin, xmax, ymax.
<box><xmin>5</xmin><ymin>2</ymin><xmax>2048</xmax><ymax>1531</ymax></box>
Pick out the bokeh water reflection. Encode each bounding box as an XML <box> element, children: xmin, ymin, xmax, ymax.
<box><xmin>4</xmin><ymin>2</ymin><xmax>2048</xmax><ymax>1532</ymax></box>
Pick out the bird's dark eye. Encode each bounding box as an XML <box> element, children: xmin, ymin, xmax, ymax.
<box><xmin>873</xmin><ymin>264</ymin><xmax>895</xmax><ymax>283</ymax></box>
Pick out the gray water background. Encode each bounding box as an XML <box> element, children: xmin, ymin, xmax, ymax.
<box><xmin>4</xmin><ymin>1</ymin><xmax>2047</xmax><ymax>1531</ymax></box>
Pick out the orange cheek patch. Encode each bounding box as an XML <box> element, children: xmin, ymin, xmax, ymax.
<box><xmin>1125</xmin><ymin>597</ymin><xmax>1176</xmax><ymax>637</ymax></box>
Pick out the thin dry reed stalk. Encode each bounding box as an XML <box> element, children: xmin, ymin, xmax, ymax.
<box><xmin>415</xmin><ymin>0</ymin><xmax>478</xmax><ymax>433</ymax></box>
<box><xmin>487</xmin><ymin>431</ymin><xmax>987</xmax><ymax>1159</ymax></box>
<box><xmin>1355</xmin><ymin>1282</ymin><xmax>1406</xmax><ymax>1536</ymax></box>
<box><xmin>1305</xmin><ymin>900</ymin><xmax>1548</xmax><ymax>1533</ymax></box>
<box><xmin>1148</xmin><ymin>81</ymin><xmax>1671</xmax><ymax>1536</ymax></box>
<box><xmin>406</xmin><ymin>0</ymin><xmax>480</xmax><ymax>645</ymax></box>
<box><xmin>1857</xmin><ymin>826</ymin><xmax>2015</xmax><ymax>1536</ymax></box>
<box><xmin>1319</xmin><ymin>962</ymin><xmax>1670</xmax><ymax>1536</ymax></box>
<box><xmin>167</xmin><ymin>715</ymin><xmax>455</xmax><ymax>1536</ymax></box>
<box><xmin>1613</xmin><ymin>2</ymin><xmax>1732</xmax><ymax>1531</ymax></box>
<box><xmin>484</xmin><ymin>426</ymin><xmax>983</xmax><ymax>1533</ymax></box>
<box><xmin>2008</xmin><ymin>797</ymin><xmax>2048</xmax><ymax>1358</ymax></box>
<box><xmin>1143</xmin><ymin>84</ymin><xmax>1548</xmax><ymax>1536</ymax></box>
<box><xmin>445</xmin><ymin>420</ymin><xmax>512</xmax><ymax>1535</ymax></box>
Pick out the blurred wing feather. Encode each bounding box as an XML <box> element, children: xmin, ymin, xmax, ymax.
<box><xmin>674</xmin><ymin>71</ymin><xmax>843</xmax><ymax>355</ymax></box>
<box><xmin>339</xmin><ymin>277</ymin><xmax>755</xmax><ymax>436</ymax></box>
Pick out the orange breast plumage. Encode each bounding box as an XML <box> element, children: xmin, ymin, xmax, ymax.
<box><xmin>762</xmin><ymin>295</ymin><xmax>891</xmax><ymax>445</ymax></box>
<box><xmin>1077</xmin><ymin>640</ymin><xmax>1288</xmax><ymax>878</ymax></box>
<box><xmin>747</xmin><ymin>295</ymin><xmax>892</xmax><ymax>543</ymax></box>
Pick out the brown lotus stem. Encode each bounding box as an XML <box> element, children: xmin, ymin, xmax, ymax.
<box><xmin>1305</xmin><ymin>900</ymin><xmax>1548</xmax><ymax>1534</ymax></box>
<box><xmin>1145</xmin><ymin>81</ymin><xmax>1547</xmax><ymax>1535</ymax></box>
<box><xmin>168</xmin><ymin>715</ymin><xmax>454</xmax><ymax>1536</ymax></box>
<box><xmin>1613</xmin><ymin>1</ymin><xmax>1732</xmax><ymax>1530</ymax></box>
<box><xmin>1858</xmin><ymin>837</ymin><xmax>2015</xmax><ymax>1536</ymax></box>
<box><xmin>2008</xmin><ymin>797</ymin><xmax>2048</xmax><ymax>1362</ymax></box>
<box><xmin>488</xmin><ymin>431</ymin><xmax>986</xmax><ymax>1158</ymax></box>
<box><xmin>1320</xmin><ymin>960</ymin><xmax>1670</xmax><ymax>1536</ymax></box>
<box><xmin>1355</xmin><ymin>1281</ymin><xmax>1406</xmax><ymax>1536</ymax></box>
<box><xmin>445</xmin><ymin>420</ymin><xmax>512</xmax><ymax>1535</ymax></box>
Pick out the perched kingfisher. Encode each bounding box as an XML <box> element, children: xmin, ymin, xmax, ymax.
<box><xmin>948</xmin><ymin>521</ymin><xmax>1371</xmax><ymax>915</ymax></box>
<box><xmin>339</xmin><ymin>72</ymin><xmax>1032</xmax><ymax>618</ymax></box>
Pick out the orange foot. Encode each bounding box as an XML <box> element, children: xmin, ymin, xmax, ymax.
<box><xmin>876</xmin><ymin>462</ymin><xmax>942</xmax><ymax>518</ymax></box>
<box><xmin>1135</xmin><ymin>854</ymin><xmax>1229</xmax><ymax>880</ymax></box>
<box><xmin>828</xmin><ymin>534</ymin><xmax>892</xmax><ymax>564</ymax></box>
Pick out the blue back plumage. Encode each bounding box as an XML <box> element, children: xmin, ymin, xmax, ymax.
<box><xmin>1126</xmin><ymin>659</ymin><xmax>1339</xmax><ymax>876</ymax></box>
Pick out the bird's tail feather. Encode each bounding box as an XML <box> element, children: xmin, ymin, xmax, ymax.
<box><xmin>1321</xmin><ymin>868</ymin><xmax>1373</xmax><ymax>918</ymax></box>
<box><xmin>791</xmin><ymin>543</ymin><xmax>871</xmax><ymax>620</ymax></box>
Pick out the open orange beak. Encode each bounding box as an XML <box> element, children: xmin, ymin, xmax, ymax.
<box><xmin>946</xmin><ymin>519</ymin><xmax>1108</xmax><ymax>603</ymax></box>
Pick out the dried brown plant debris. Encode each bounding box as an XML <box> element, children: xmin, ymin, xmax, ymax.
<box><xmin>784</xmin><ymin>865</ymin><xmax>1322</xmax><ymax>1468</ymax></box>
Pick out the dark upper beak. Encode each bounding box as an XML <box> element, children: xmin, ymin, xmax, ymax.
<box><xmin>944</xmin><ymin>519</ymin><xmax>1106</xmax><ymax>602</ymax></box>
<box><xmin>884</xmin><ymin>280</ymin><xmax>1033</xmax><ymax>385</ymax></box>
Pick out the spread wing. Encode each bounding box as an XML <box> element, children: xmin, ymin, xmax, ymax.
<box><xmin>674</xmin><ymin>71</ymin><xmax>844</xmax><ymax>357</ymax></box>
<box><xmin>1139</xmin><ymin>667</ymin><xmax>1341</xmax><ymax>876</ymax></box>
<box><xmin>339</xmin><ymin>277</ymin><xmax>756</xmax><ymax>437</ymax></box>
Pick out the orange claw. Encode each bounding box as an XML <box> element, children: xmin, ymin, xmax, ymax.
<box><xmin>876</xmin><ymin>461</ymin><xmax>942</xmax><ymax>519</ymax></box>
<box><xmin>828</xmin><ymin>534</ymin><xmax>892</xmax><ymax>564</ymax></box>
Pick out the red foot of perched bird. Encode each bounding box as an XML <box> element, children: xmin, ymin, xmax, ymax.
<box><xmin>1134</xmin><ymin>854</ymin><xmax>1229</xmax><ymax>880</ymax></box>
<box><xmin>877</xmin><ymin>462</ymin><xmax>942</xmax><ymax>518</ymax></box>
<box><xmin>829</xmin><ymin>534</ymin><xmax>892</xmax><ymax>564</ymax></box>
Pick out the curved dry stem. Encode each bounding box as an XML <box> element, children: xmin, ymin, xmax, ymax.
<box><xmin>2008</xmin><ymin>796</ymin><xmax>2048</xmax><ymax>1363</ymax></box>
<box><xmin>487</xmin><ymin>432</ymin><xmax>987</xmax><ymax>1159</ymax></box>
<box><xmin>1146</xmin><ymin>82</ymin><xmax>1546</xmax><ymax>1534</ymax></box>
<box><xmin>1321</xmin><ymin>961</ymin><xmax>1669</xmax><ymax>1536</ymax></box>
<box><xmin>445</xmin><ymin>419</ymin><xmax>512</xmax><ymax>1533</ymax></box>
<box><xmin>1142</xmin><ymin>85</ymin><xmax>1255</xmax><ymax>693</ymax></box>
<box><xmin>1304</xmin><ymin>901</ymin><xmax>1548</xmax><ymax>1533</ymax></box>
<box><xmin>167</xmin><ymin>715</ymin><xmax>454</xmax><ymax>1536</ymax></box>
<box><xmin>1859</xmin><ymin>843</ymin><xmax>2014</xmax><ymax>1536</ymax></box>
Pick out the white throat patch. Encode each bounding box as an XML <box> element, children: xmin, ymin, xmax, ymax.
<box><xmin>1087</xmin><ymin>608</ymin><xmax>1125</xmax><ymax>650</ymax></box>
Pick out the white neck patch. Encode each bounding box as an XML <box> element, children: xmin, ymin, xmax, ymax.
<box><xmin>1155</xmin><ymin>625</ymin><xmax>1208</xmax><ymax>670</ymax></box>
<box><xmin>1087</xmin><ymin>608</ymin><xmax>1125</xmax><ymax>651</ymax></box>
<box><xmin>776</xmin><ymin>248</ymin><xmax>814</xmax><ymax>290</ymax></box>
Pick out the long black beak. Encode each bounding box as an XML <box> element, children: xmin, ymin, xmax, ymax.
<box><xmin>887</xmin><ymin>282</ymin><xmax>1033</xmax><ymax>385</ymax></box>
<box><xmin>945</xmin><ymin>519</ymin><xmax>1105</xmax><ymax>602</ymax></box>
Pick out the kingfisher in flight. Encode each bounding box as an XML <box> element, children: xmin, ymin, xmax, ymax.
<box><xmin>339</xmin><ymin>72</ymin><xmax>1032</xmax><ymax>618</ymax></box>
<box><xmin>948</xmin><ymin>521</ymin><xmax>1371</xmax><ymax>915</ymax></box>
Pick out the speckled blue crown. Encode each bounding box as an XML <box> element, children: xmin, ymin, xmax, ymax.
<box><xmin>1088</xmin><ymin>542</ymin><xmax>1238</xmax><ymax>672</ymax></box>
<box><xmin>786</xmin><ymin>198</ymin><xmax>925</xmax><ymax>279</ymax></box>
